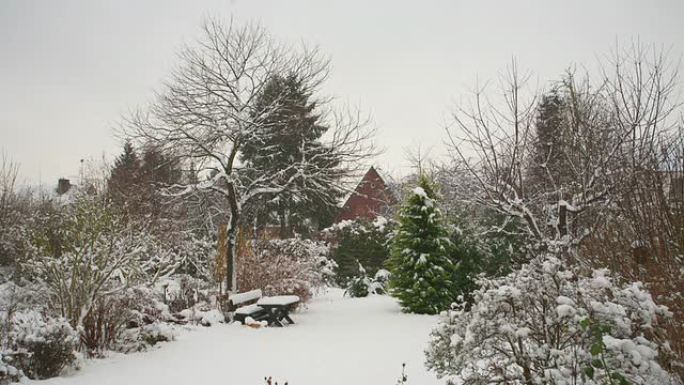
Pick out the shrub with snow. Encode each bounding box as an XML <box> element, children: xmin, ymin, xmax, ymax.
<box><xmin>0</xmin><ymin>281</ymin><xmax>50</xmax><ymax>383</ymax></box>
<box><xmin>24</xmin><ymin>196</ymin><xmax>146</xmax><ymax>332</ymax></box>
<box><xmin>344</xmin><ymin>265</ymin><xmax>390</xmax><ymax>298</ymax></box>
<box><xmin>81</xmin><ymin>286</ymin><xmax>172</xmax><ymax>355</ymax></box>
<box><xmin>345</xmin><ymin>269</ymin><xmax>370</xmax><ymax>298</ymax></box>
<box><xmin>138</xmin><ymin>322</ymin><xmax>176</xmax><ymax>347</ymax></box>
<box><xmin>10</xmin><ymin>311</ymin><xmax>78</xmax><ymax>379</ymax></box>
<box><xmin>426</xmin><ymin>256</ymin><xmax>680</xmax><ymax>384</ymax></box>
<box><xmin>325</xmin><ymin>217</ymin><xmax>392</xmax><ymax>285</ymax></box>
<box><xmin>0</xmin><ymin>353</ymin><xmax>22</xmax><ymax>384</ymax></box>
<box><xmin>177</xmin><ymin>306</ymin><xmax>225</xmax><ymax>326</ymax></box>
<box><xmin>238</xmin><ymin>238</ymin><xmax>329</xmax><ymax>302</ymax></box>
<box><xmin>157</xmin><ymin>274</ymin><xmax>212</xmax><ymax>314</ymax></box>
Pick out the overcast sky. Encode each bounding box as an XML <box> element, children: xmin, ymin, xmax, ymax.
<box><xmin>1</xmin><ymin>0</ymin><xmax>682</xmax><ymax>186</ymax></box>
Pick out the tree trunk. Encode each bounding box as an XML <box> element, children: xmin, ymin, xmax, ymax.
<box><xmin>225</xmin><ymin>225</ymin><xmax>237</xmax><ymax>292</ymax></box>
<box><xmin>278</xmin><ymin>203</ymin><xmax>290</xmax><ymax>239</ymax></box>
<box><xmin>225</xmin><ymin>182</ymin><xmax>240</xmax><ymax>292</ymax></box>
<box><xmin>558</xmin><ymin>201</ymin><xmax>574</xmax><ymax>263</ymax></box>
<box><xmin>558</xmin><ymin>202</ymin><xmax>568</xmax><ymax>239</ymax></box>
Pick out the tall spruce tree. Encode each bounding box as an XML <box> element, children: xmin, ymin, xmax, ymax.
<box><xmin>241</xmin><ymin>74</ymin><xmax>343</xmax><ymax>237</ymax></box>
<box><xmin>107</xmin><ymin>143</ymin><xmax>183</xmax><ymax>224</ymax></box>
<box><xmin>108</xmin><ymin>141</ymin><xmax>141</xmax><ymax>215</ymax></box>
<box><xmin>528</xmin><ymin>89</ymin><xmax>568</xmax><ymax>189</ymax></box>
<box><xmin>386</xmin><ymin>175</ymin><xmax>456</xmax><ymax>314</ymax></box>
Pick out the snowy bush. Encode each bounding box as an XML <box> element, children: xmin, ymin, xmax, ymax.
<box><xmin>0</xmin><ymin>157</ymin><xmax>32</xmax><ymax>268</ymax></box>
<box><xmin>345</xmin><ymin>272</ymin><xmax>369</xmax><ymax>298</ymax></box>
<box><xmin>426</xmin><ymin>256</ymin><xmax>680</xmax><ymax>385</ymax></box>
<box><xmin>372</xmin><ymin>269</ymin><xmax>390</xmax><ymax>294</ymax></box>
<box><xmin>157</xmin><ymin>274</ymin><xmax>212</xmax><ymax>313</ymax></box>
<box><xmin>81</xmin><ymin>286</ymin><xmax>171</xmax><ymax>355</ymax></box>
<box><xmin>0</xmin><ymin>281</ymin><xmax>50</xmax><ymax>346</ymax></box>
<box><xmin>24</xmin><ymin>196</ymin><xmax>145</xmax><ymax>330</ymax></box>
<box><xmin>0</xmin><ymin>353</ymin><xmax>21</xmax><ymax>384</ymax></box>
<box><xmin>177</xmin><ymin>304</ymin><xmax>226</xmax><ymax>327</ymax></box>
<box><xmin>344</xmin><ymin>265</ymin><xmax>390</xmax><ymax>298</ymax></box>
<box><xmin>115</xmin><ymin>321</ymin><xmax>177</xmax><ymax>353</ymax></box>
<box><xmin>0</xmin><ymin>282</ymin><xmax>53</xmax><ymax>381</ymax></box>
<box><xmin>9</xmin><ymin>311</ymin><xmax>78</xmax><ymax>379</ymax></box>
<box><xmin>325</xmin><ymin>217</ymin><xmax>392</xmax><ymax>285</ymax></box>
<box><xmin>316</xmin><ymin>255</ymin><xmax>338</xmax><ymax>287</ymax></box>
<box><xmin>237</xmin><ymin>237</ymin><xmax>329</xmax><ymax>303</ymax></box>
<box><xmin>141</xmin><ymin>233</ymin><xmax>217</xmax><ymax>284</ymax></box>
<box><xmin>138</xmin><ymin>322</ymin><xmax>176</xmax><ymax>347</ymax></box>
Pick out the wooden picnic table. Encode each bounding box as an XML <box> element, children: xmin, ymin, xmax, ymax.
<box><xmin>256</xmin><ymin>295</ymin><xmax>300</xmax><ymax>327</ymax></box>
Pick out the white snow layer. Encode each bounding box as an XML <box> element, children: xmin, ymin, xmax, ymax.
<box><xmin>257</xmin><ymin>295</ymin><xmax>300</xmax><ymax>306</ymax></box>
<box><xmin>412</xmin><ymin>187</ymin><xmax>428</xmax><ymax>198</ymax></box>
<box><xmin>229</xmin><ymin>289</ymin><xmax>263</xmax><ymax>304</ymax></box>
<box><xmin>33</xmin><ymin>289</ymin><xmax>440</xmax><ymax>385</ymax></box>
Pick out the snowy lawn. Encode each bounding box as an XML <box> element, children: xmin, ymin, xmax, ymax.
<box><xmin>35</xmin><ymin>289</ymin><xmax>442</xmax><ymax>385</ymax></box>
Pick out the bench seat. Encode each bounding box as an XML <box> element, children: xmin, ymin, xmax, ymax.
<box><xmin>233</xmin><ymin>303</ymin><xmax>269</xmax><ymax>324</ymax></box>
<box><xmin>235</xmin><ymin>304</ymin><xmax>263</xmax><ymax>315</ymax></box>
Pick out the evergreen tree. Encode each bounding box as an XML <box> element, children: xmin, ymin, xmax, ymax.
<box><xmin>447</xmin><ymin>217</ymin><xmax>521</xmax><ymax>307</ymax></box>
<box><xmin>386</xmin><ymin>175</ymin><xmax>456</xmax><ymax>314</ymax></box>
<box><xmin>138</xmin><ymin>146</ymin><xmax>182</xmax><ymax>218</ymax></box>
<box><xmin>107</xmin><ymin>143</ymin><xmax>183</xmax><ymax>225</ymax></box>
<box><xmin>528</xmin><ymin>89</ymin><xmax>572</xmax><ymax>190</ymax></box>
<box><xmin>241</xmin><ymin>74</ymin><xmax>343</xmax><ymax>237</ymax></box>
<box><xmin>108</xmin><ymin>141</ymin><xmax>141</xmax><ymax>215</ymax></box>
<box><xmin>329</xmin><ymin>218</ymin><xmax>391</xmax><ymax>285</ymax></box>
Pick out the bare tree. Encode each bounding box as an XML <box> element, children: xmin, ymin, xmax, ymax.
<box><xmin>445</xmin><ymin>44</ymin><xmax>680</xmax><ymax>262</ymax></box>
<box><xmin>0</xmin><ymin>153</ymin><xmax>20</xmax><ymax>226</ymax></box>
<box><xmin>444</xmin><ymin>44</ymin><xmax>684</xmax><ymax>368</ymax></box>
<box><xmin>0</xmin><ymin>154</ymin><xmax>24</xmax><ymax>267</ymax></box>
<box><xmin>445</xmin><ymin>60</ymin><xmax>550</xmax><ymax>254</ymax></box>
<box><xmin>126</xmin><ymin>19</ymin><xmax>374</xmax><ymax>293</ymax></box>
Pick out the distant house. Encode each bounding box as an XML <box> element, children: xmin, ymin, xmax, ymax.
<box><xmin>56</xmin><ymin>178</ymin><xmax>72</xmax><ymax>195</ymax></box>
<box><xmin>335</xmin><ymin>166</ymin><xmax>396</xmax><ymax>223</ymax></box>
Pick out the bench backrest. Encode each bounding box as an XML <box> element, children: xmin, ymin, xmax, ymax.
<box><xmin>228</xmin><ymin>289</ymin><xmax>263</xmax><ymax>307</ymax></box>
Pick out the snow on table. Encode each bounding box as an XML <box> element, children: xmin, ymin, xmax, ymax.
<box><xmin>257</xmin><ymin>295</ymin><xmax>300</xmax><ymax>306</ymax></box>
<box><xmin>34</xmin><ymin>289</ymin><xmax>441</xmax><ymax>385</ymax></box>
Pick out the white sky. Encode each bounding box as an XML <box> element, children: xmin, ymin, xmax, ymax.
<box><xmin>1</xmin><ymin>0</ymin><xmax>682</xmax><ymax>186</ymax></box>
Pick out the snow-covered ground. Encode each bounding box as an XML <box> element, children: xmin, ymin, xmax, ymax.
<box><xmin>35</xmin><ymin>289</ymin><xmax>442</xmax><ymax>385</ymax></box>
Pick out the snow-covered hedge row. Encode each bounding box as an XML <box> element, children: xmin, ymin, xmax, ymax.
<box><xmin>0</xmin><ymin>274</ymin><xmax>225</xmax><ymax>381</ymax></box>
<box><xmin>426</xmin><ymin>256</ymin><xmax>680</xmax><ymax>385</ymax></box>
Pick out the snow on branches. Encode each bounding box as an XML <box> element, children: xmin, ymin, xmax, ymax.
<box><xmin>237</xmin><ymin>236</ymin><xmax>330</xmax><ymax>303</ymax></box>
<box><xmin>387</xmin><ymin>176</ymin><xmax>456</xmax><ymax>314</ymax></box>
<box><xmin>125</xmin><ymin>18</ymin><xmax>374</xmax><ymax>292</ymax></box>
<box><xmin>426</xmin><ymin>256</ymin><xmax>679</xmax><ymax>385</ymax></box>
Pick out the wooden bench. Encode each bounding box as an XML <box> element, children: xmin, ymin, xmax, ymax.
<box><xmin>228</xmin><ymin>289</ymin><xmax>300</xmax><ymax>327</ymax></box>
<box><xmin>228</xmin><ymin>289</ymin><xmax>269</xmax><ymax>324</ymax></box>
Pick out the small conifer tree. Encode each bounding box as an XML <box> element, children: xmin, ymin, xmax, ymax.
<box><xmin>386</xmin><ymin>175</ymin><xmax>456</xmax><ymax>314</ymax></box>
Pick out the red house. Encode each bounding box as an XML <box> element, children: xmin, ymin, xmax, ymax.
<box><xmin>336</xmin><ymin>166</ymin><xmax>396</xmax><ymax>222</ymax></box>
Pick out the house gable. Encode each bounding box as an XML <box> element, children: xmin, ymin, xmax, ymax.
<box><xmin>336</xmin><ymin>167</ymin><xmax>395</xmax><ymax>222</ymax></box>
